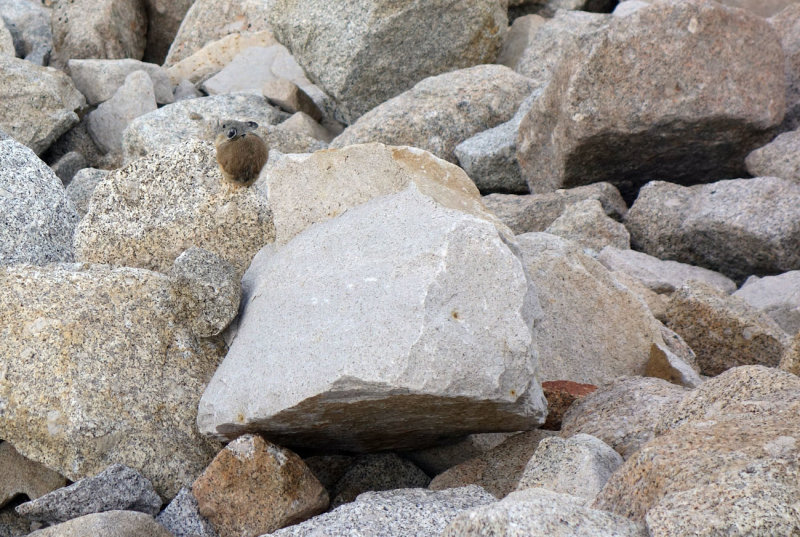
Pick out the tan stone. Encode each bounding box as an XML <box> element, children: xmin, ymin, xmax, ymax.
<box><xmin>263</xmin><ymin>79</ymin><xmax>323</xmax><ymax>122</ymax></box>
<box><xmin>541</xmin><ymin>381</ymin><xmax>596</xmax><ymax>431</ymax></box>
<box><xmin>782</xmin><ymin>331</ymin><xmax>800</xmax><ymax>375</ymax></box>
<box><xmin>166</xmin><ymin>31</ymin><xmax>277</xmax><ymax>84</ymax></box>
<box><xmin>278</xmin><ymin>112</ymin><xmax>334</xmax><ymax>143</ymax></box>
<box><xmin>0</xmin><ymin>443</ymin><xmax>65</xmax><ymax>507</ymax></box>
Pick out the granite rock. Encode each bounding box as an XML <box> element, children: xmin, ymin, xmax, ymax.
<box><xmin>770</xmin><ymin>5</ymin><xmax>800</xmax><ymax>130</ymax></box>
<box><xmin>65</xmin><ymin>168</ymin><xmax>108</xmax><ymax>218</ymax></box>
<box><xmin>27</xmin><ymin>511</ymin><xmax>172</xmax><ymax>537</ymax></box>
<box><xmin>0</xmin><ymin>0</ymin><xmax>53</xmax><ymax>64</ymax></box>
<box><xmin>141</xmin><ymin>0</ymin><xmax>195</xmax><ymax>64</ymax></box>
<box><xmin>263</xmin><ymin>79</ymin><xmax>323</xmax><ymax>123</ymax></box>
<box><xmin>745</xmin><ymin>129</ymin><xmax>800</xmax><ymax>182</ymax></box>
<box><xmin>278</xmin><ymin>112</ymin><xmax>334</xmax><ymax>143</ymax></box>
<box><xmin>0</xmin><ymin>18</ymin><xmax>14</xmax><ymax>56</ymax></box>
<box><xmin>40</xmin><ymin>115</ymin><xmax>110</xmax><ymax>171</ymax></box>
<box><xmin>50</xmin><ymin>151</ymin><xmax>86</xmax><ymax>186</ymax></box>
<box><xmin>782</xmin><ymin>331</ymin><xmax>800</xmax><ymax>375</ymax></box>
<box><xmin>68</xmin><ymin>59</ymin><xmax>174</xmax><ymax>106</ymax></box>
<box><xmin>719</xmin><ymin>0</ymin><xmax>800</xmax><ymax>17</ymax></box>
<box><xmin>541</xmin><ymin>381</ymin><xmax>597</xmax><ymax>430</ymax></box>
<box><xmin>734</xmin><ymin>271</ymin><xmax>800</xmax><ymax>335</ymax></box>
<box><xmin>331</xmin><ymin>454</ymin><xmax>430</xmax><ymax>508</ymax></box>
<box><xmin>0</xmin><ymin>443</ymin><xmax>65</xmax><ymax>508</ymax></box>
<box><xmin>301</xmin><ymin>456</ymin><xmax>356</xmax><ymax>498</ymax></box>
<box><xmin>544</xmin><ymin>199</ymin><xmax>630</xmax><ymax>253</ymax></box>
<box><xmin>402</xmin><ymin>434</ymin><xmax>515</xmax><ymax>477</ymax></box>
<box><xmin>156</xmin><ymin>488</ymin><xmax>218</xmax><ymax>537</ymax></box>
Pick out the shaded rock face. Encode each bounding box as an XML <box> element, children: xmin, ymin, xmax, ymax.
<box><xmin>330</xmin><ymin>454</ymin><xmax>430</xmax><ymax>508</ymax></box>
<box><xmin>141</xmin><ymin>0</ymin><xmax>195</xmax><ymax>64</ymax></box>
<box><xmin>770</xmin><ymin>5</ymin><xmax>800</xmax><ymax>131</ymax></box>
<box><xmin>67</xmin><ymin>59</ymin><xmax>174</xmax><ymax>106</ymax></box>
<box><xmin>198</xmin><ymin>185</ymin><xmax>546</xmax><ymax>451</ymax></box>
<box><xmin>0</xmin><ymin>443</ymin><xmax>66</xmax><ymax>508</ymax></box>
<box><xmin>27</xmin><ymin>510</ymin><xmax>173</xmax><ymax>537</ymax></box>
<box><xmin>268</xmin><ymin>0</ymin><xmax>508</xmax><ymax>124</ymax></box>
<box><xmin>517</xmin><ymin>0</ymin><xmax>785</xmax><ymax>200</ymax></box>
<box><xmin>0</xmin><ymin>0</ymin><xmax>53</xmax><ymax>65</ymax></box>
<box><xmin>734</xmin><ymin>271</ymin><xmax>800</xmax><ymax>335</ymax></box>
<box><xmin>745</xmin><ymin>129</ymin><xmax>800</xmax><ymax>182</ymax></box>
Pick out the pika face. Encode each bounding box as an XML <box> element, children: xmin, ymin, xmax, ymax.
<box><xmin>214</xmin><ymin>120</ymin><xmax>269</xmax><ymax>187</ymax></box>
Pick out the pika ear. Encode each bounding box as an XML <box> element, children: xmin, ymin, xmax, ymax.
<box><xmin>247</xmin><ymin>121</ymin><xmax>259</xmax><ymax>129</ymax></box>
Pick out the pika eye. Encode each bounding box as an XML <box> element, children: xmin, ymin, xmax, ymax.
<box><xmin>227</xmin><ymin>128</ymin><xmax>237</xmax><ymax>139</ymax></box>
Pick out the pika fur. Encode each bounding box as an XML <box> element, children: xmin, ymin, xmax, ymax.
<box><xmin>214</xmin><ymin>120</ymin><xmax>269</xmax><ymax>186</ymax></box>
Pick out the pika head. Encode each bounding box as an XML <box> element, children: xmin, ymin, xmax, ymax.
<box><xmin>214</xmin><ymin>119</ymin><xmax>269</xmax><ymax>187</ymax></box>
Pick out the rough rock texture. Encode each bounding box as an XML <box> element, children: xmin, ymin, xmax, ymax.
<box><xmin>269</xmin><ymin>0</ymin><xmax>507</xmax><ymax>124</ymax></box>
<box><xmin>0</xmin><ymin>263</ymin><xmax>224</xmax><ymax>498</ymax></box>
<box><xmin>0</xmin><ymin>0</ymin><xmax>52</xmax><ymax>64</ymax></box>
<box><xmin>279</xmin><ymin>112</ymin><xmax>333</xmax><ymax>143</ymax></box>
<box><xmin>301</xmin><ymin>456</ymin><xmax>355</xmax><ymax>497</ymax></box>
<box><xmin>141</xmin><ymin>0</ymin><xmax>194</xmax><ymax>64</ymax></box>
<box><xmin>74</xmin><ymin>139</ymin><xmax>275</xmax><ymax>275</ymax></box>
<box><xmin>192</xmin><ymin>435</ymin><xmax>328</xmax><ymax>537</ymax></box>
<box><xmin>719</xmin><ymin>0</ymin><xmax>798</xmax><ymax>17</ymax></box>
<box><xmin>27</xmin><ymin>511</ymin><xmax>172</xmax><ymax>537</ymax></box>
<box><xmin>483</xmin><ymin>182</ymin><xmax>627</xmax><ymax>235</ymax></box>
<box><xmin>402</xmin><ymin>434</ymin><xmax>515</xmax><ymax>477</ymax></box>
<box><xmin>263</xmin><ymin>143</ymin><xmax>502</xmax><ymax>245</ymax></box>
<box><xmin>331</xmin><ymin>65</ymin><xmax>535</xmax><ymax>163</ymax></box>
<box><xmin>331</xmin><ymin>454</ymin><xmax>430</xmax><ymax>508</ymax></box>
<box><xmin>51</xmin><ymin>151</ymin><xmax>86</xmax><ymax>185</ymax></box>
<box><xmin>517</xmin><ymin>233</ymin><xmax>668</xmax><ymax>385</ymax></box>
<box><xmin>746</xmin><ymin>129</ymin><xmax>800</xmax><ymax>182</ymax></box>
<box><xmin>66</xmin><ymin>168</ymin><xmax>108</xmax><ymax>218</ymax></box>
<box><xmin>50</xmin><ymin>0</ymin><xmax>147</xmax><ymax>67</ymax></box>
<box><xmin>68</xmin><ymin>59</ymin><xmax>174</xmax><ymax>106</ymax></box>
<box><xmin>0</xmin><ymin>139</ymin><xmax>79</xmax><ymax>265</ymax></box>
<box><xmin>263</xmin><ymin>79</ymin><xmax>323</xmax><ymax>122</ymax></box>
<box><xmin>646</xmin><ymin>331</ymin><xmax>704</xmax><ymax>390</ymax></box>
<box><xmin>443</xmin><ymin>488</ymin><xmax>646</xmax><ymax>537</ymax></box>
<box><xmin>611</xmin><ymin>270</ymin><xmax>670</xmax><ymax>321</ymax></box>
<box><xmin>781</xmin><ymin>332</ymin><xmax>800</xmax><ymax>375</ymax></box>
<box><xmin>516</xmin><ymin>434</ymin><xmax>623</xmax><ymax>503</ymax></box>
<box><xmin>198</xmin><ymin>185</ymin><xmax>546</xmax><ymax>451</ymax></box>
<box><xmin>541</xmin><ymin>381</ymin><xmax>597</xmax><ymax>430</ymax></box>
<box><xmin>734</xmin><ymin>271</ymin><xmax>800</xmax><ymax>335</ymax></box>
<box><xmin>269</xmin><ymin>486</ymin><xmax>496</xmax><ymax>537</ymax></box>
<box><xmin>770</xmin><ymin>5</ymin><xmax>800</xmax><ymax>130</ymax></box>
<box><xmin>597</xmin><ymin>246</ymin><xmax>737</xmax><ymax>295</ymax></box>
<box><xmin>122</xmin><ymin>93</ymin><xmax>287</xmax><ymax>161</ymax></box>
<box><xmin>429</xmin><ymin>430</ymin><xmax>556</xmax><ymax>498</ymax></box>
<box><xmin>0</xmin><ymin>18</ymin><xmax>14</xmax><ymax>56</ymax></box>
<box><xmin>560</xmin><ymin>377</ymin><xmax>689</xmax><ymax>460</ymax></box>
<box><xmin>0</xmin><ymin>56</ymin><xmax>85</xmax><ymax>155</ymax></box>
<box><xmin>16</xmin><ymin>464</ymin><xmax>161</xmax><ymax>525</ymax></box>
<box><xmin>0</xmin><ymin>443</ymin><xmax>65</xmax><ymax>508</ymax></box>
<box><xmin>87</xmin><ymin>71</ymin><xmax>158</xmax><ymax>154</ymax></box>
<box><xmin>626</xmin><ymin>177</ymin><xmax>800</xmax><ymax>281</ymax></box>
<box><xmin>41</xmin><ymin>114</ymin><xmax>111</xmax><ymax>170</ymax></box>
<box><xmin>665</xmin><ymin>281</ymin><xmax>791</xmax><ymax>376</ymax></box>
<box><xmin>544</xmin><ymin>199</ymin><xmax>630</xmax><ymax>252</ymax></box>
<box><xmin>517</xmin><ymin>0</ymin><xmax>785</xmax><ymax>199</ymax></box>
<box><xmin>156</xmin><ymin>488</ymin><xmax>218</xmax><ymax>537</ymax></box>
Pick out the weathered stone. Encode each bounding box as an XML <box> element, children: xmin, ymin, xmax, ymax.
<box><xmin>198</xmin><ymin>185</ymin><xmax>546</xmax><ymax>451</ymax></box>
<box><xmin>782</xmin><ymin>331</ymin><xmax>800</xmax><ymax>375</ymax></box>
<box><xmin>483</xmin><ymin>182</ymin><xmax>627</xmax><ymax>235</ymax></box>
<box><xmin>665</xmin><ymin>281</ymin><xmax>791</xmax><ymax>376</ymax></box>
<box><xmin>331</xmin><ymin>65</ymin><xmax>535</xmax><ymax>163</ymax></box>
<box><xmin>626</xmin><ymin>177</ymin><xmax>800</xmax><ymax>281</ymax></box>
<box><xmin>269</xmin><ymin>0</ymin><xmax>507</xmax><ymax>124</ymax></box>
<box><xmin>50</xmin><ymin>151</ymin><xmax>86</xmax><ymax>186</ymax></box>
<box><xmin>16</xmin><ymin>464</ymin><xmax>161</xmax><ymax>525</ymax></box>
<box><xmin>544</xmin><ymin>199</ymin><xmax>630</xmax><ymax>253</ymax></box>
<box><xmin>611</xmin><ymin>270</ymin><xmax>670</xmax><ymax>321</ymax></box>
<box><xmin>269</xmin><ymin>487</ymin><xmax>496</xmax><ymax>537</ymax></box>
<box><xmin>156</xmin><ymin>488</ymin><xmax>217</xmax><ymax>537</ymax></box>
<box><xmin>0</xmin><ymin>56</ymin><xmax>85</xmax><ymax>155</ymax></box>
<box><xmin>720</xmin><ymin>0</ymin><xmax>798</xmax><ymax>17</ymax></box>
<box><xmin>429</xmin><ymin>430</ymin><xmax>556</xmax><ymax>498</ymax></box>
<box><xmin>646</xmin><ymin>331</ymin><xmax>704</xmax><ymax>390</ymax></box>
<box><xmin>173</xmin><ymin>79</ymin><xmax>202</xmax><ymax>101</ymax></box>
<box><xmin>68</xmin><ymin>59</ymin><xmax>174</xmax><ymax>106</ymax></box>
<box><xmin>0</xmin><ymin>139</ymin><xmax>78</xmax><ymax>265</ymax></box>
<box><xmin>734</xmin><ymin>271</ymin><xmax>800</xmax><ymax>335</ymax></box>
<box><xmin>541</xmin><ymin>381</ymin><xmax>596</xmax><ymax>431</ymax></box>
<box><xmin>770</xmin><ymin>5</ymin><xmax>800</xmax><ymax>130</ymax></box>
<box><xmin>301</xmin><ymin>456</ymin><xmax>355</xmax><ymax>497</ymax></box>
<box><xmin>331</xmin><ymin>454</ymin><xmax>430</xmax><ymax>508</ymax></box>
<box><xmin>264</xmin><ymin>123</ymin><xmax>328</xmax><ymax>155</ymax></box>
<box><xmin>75</xmin><ymin>140</ymin><xmax>275</xmax><ymax>275</ymax></box>
<box><xmin>613</xmin><ymin>0</ymin><xmax>650</xmax><ymax>17</ymax></box>
<box><xmin>517</xmin><ymin>0</ymin><xmax>785</xmax><ymax>199</ymax></box>
<box><xmin>142</xmin><ymin>0</ymin><xmax>194</xmax><ymax>64</ymax></box>
<box><xmin>27</xmin><ymin>511</ymin><xmax>172</xmax><ymax>537</ymax></box>
<box><xmin>597</xmin><ymin>246</ymin><xmax>737</xmax><ymax>295</ymax></box>
<box><xmin>192</xmin><ymin>435</ymin><xmax>328</xmax><ymax>537</ymax></box>
<box><xmin>50</xmin><ymin>0</ymin><xmax>147</xmax><ymax>67</ymax></box>
<box><xmin>0</xmin><ymin>18</ymin><xmax>14</xmax><ymax>56</ymax></box>
<box><xmin>0</xmin><ymin>263</ymin><xmax>224</xmax><ymax>498</ymax></box>
<box><xmin>278</xmin><ymin>112</ymin><xmax>334</xmax><ymax>143</ymax></box>
<box><xmin>560</xmin><ymin>377</ymin><xmax>689</xmax><ymax>459</ymax></box>
<box><xmin>443</xmin><ymin>488</ymin><xmax>646</xmax><ymax>537</ymax></box>
<box><xmin>263</xmin><ymin>79</ymin><xmax>323</xmax><ymax>122</ymax></box>
<box><xmin>40</xmin><ymin>115</ymin><xmax>110</xmax><ymax>171</ymax></box>
<box><xmin>746</xmin><ymin>129</ymin><xmax>800</xmax><ymax>182</ymax></box>
<box><xmin>402</xmin><ymin>434</ymin><xmax>515</xmax><ymax>477</ymax></box>
<box><xmin>122</xmin><ymin>93</ymin><xmax>287</xmax><ymax>161</ymax></box>
<box><xmin>0</xmin><ymin>503</ymin><xmax>32</xmax><ymax>537</ymax></box>
<box><xmin>0</xmin><ymin>444</ymin><xmax>65</xmax><ymax>508</ymax></box>
<box><xmin>0</xmin><ymin>0</ymin><xmax>52</xmax><ymax>64</ymax></box>
<box><xmin>65</xmin><ymin>168</ymin><xmax>108</xmax><ymax>218</ymax></box>
<box><xmin>87</xmin><ymin>71</ymin><xmax>158</xmax><ymax>155</ymax></box>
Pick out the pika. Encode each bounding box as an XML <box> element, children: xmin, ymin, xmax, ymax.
<box><xmin>214</xmin><ymin>120</ymin><xmax>269</xmax><ymax>186</ymax></box>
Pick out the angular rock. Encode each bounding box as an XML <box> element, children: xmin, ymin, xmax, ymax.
<box><xmin>746</xmin><ymin>128</ymin><xmax>800</xmax><ymax>182</ymax></box>
<box><xmin>517</xmin><ymin>233</ymin><xmax>669</xmax><ymax>385</ymax></box>
<box><xmin>429</xmin><ymin>430</ymin><xmax>556</xmax><ymax>498</ymax></box>
<box><xmin>0</xmin><ymin>139</ymin><xmax>78</xmax><ymax>264</ymax></box>
<box><xmin>278</xmin><ymin>112</ymin><xmax>334</xmax><ymax>143</ymax></box>
<box><xmin>156</xmin><ymin>488</ymin><xmax>217</xmax><ymax>537</ymax></box>
<box><xmin>611</xmin><ymin>270</ymin><xmax>670</xmax><ymax>321</ymax></box>
<box><xmin>544</xmin><ymin>199</ymin><xmax>630</xmax><ymax>253</ymax></box>
<box><xmin>517</xmin><ymin>0</ymin><xmax>785</xmax><ymax>199</ymax></box>
<box><xmin>27</xmin><ymin>511</ymin><xmax>172</xmax><ymax>537</ymax></box>
<box><xmin>541</xmin><ymin>381</ymin><xmax>596</xmax><ymax>431</ymax></box>
<box><xmin>0</xmin><ymin>18</ymin><xmax>13</xmax><ymax>56</ymax></box>
<box><xmin>263</xmin><ymin>123</ymin><xmax>328</xmax><ymax>155</ymax></box>
<box><xmin>483</xmin><ymin>182</ymin><xmax>627</xmax><ymax>235</ymax></box>
<box><xmin>66</xmin><ymin>168</ymin><xmax>108</xmax><ymax>218</ymax></box>
<box><xmin>560</xmin><ymin>377</ymin><xmax>689</xmax><ymax>459</ymax></box>
<box><xmin>198</xmin><ymin>185</ymin><xmax>547</xmax><ymax>451</ymax></box>
<box><xmin>626</xmin><ymin>177</ymin><xmax>800</xmax><ymax>281</ymax></box>
<box><xmin>269</xmin><ymin>0</ymin><xmax>507</xmax><ymax>124</ymax></box>
<box><xmin>402</xmin><ymin>434</ymin><xmax>515</xmax><ymax>477</ymax></box>
<box><xmin>173</xmin><ymin>79</ymin><xmax>202</xmax><ymax>101</ymax></box>
<box><xmin>646</xmin><ymin>334</ymin><xmax>704</xmax><ymax>389</ymax></box>
<box><xmin>68</xmin><ymin>59</ymin><xmax>174</xmax><ymax>106</ymax></box>
<box><xmin>87</xmin><ymin>71</ymin><xmax>158</xmax><ymax>155</ymax></box>
<box><xmin>0</xmin><ymin>263</ymin><xmax>224</xmax><ymax>498</ymax></box>
<box><xmin>16</xmin><ymin>464</ymin><xmax>161</xmax><ymax>525</ymax></box>
<box><xmin>301</xmin><ymin>456</ymin><xmax>355</xmax><ymax>497</ymax></box>
<box><xmin>0</xmin><ymin>56</ymin><xmax>85</xmax><ymax>155</ymax></box>
<box><xmin>770</xmin><ymin>5</ymin><xmax>800</xmax><ymax>130</ymax></box>
<box><xmin>516</xmin><ymin>434</ymin><xmax>622</xmax><ymax>502</ymax></box>
<box><xmin>142</xmin><ymin>0</ymin><xmax>194</xmax><ymax>64</ymax></box>
<box><xmin>41</xmin><ymin>115</ymin><xmax>110</xmax><ymax>171</ymax></box>
<box><xmin>50</xmin><ymin>151</ymin><xmax>86</xmax><ymax>186</ymax></box>
<box><xmin>263</xmin><ymin>79</ymin><xmax>323</xmax><ymax>122</ymax></box>
<box><xmin>597</xmin><ymin>246</ymin><xmax>737</xmax><ymax>295</ymax></box>
<box><xmin>50</xmin><ymin>0</ymin><xmax>147</xmax><ymax>67</ymax></box>
<box><xmin>192</xmin><ymin>435</ymin><xmax>328</xmax><ymax>537</ymax></box>
<box><xmin>782</xmin><ymin>331</ymin><xmax>800</xmax><ymax>375</ymax></box>
<box><xmin>269</xmin><ymin>487</ymin><xmax>496</xmax><ymax>537</ymax></box>
<box><xmin>443</xmin><ymin>488</ymin><xmax>646</xmax><ymax>537</ymax></box>
<box><xmin>331</xmin><ymin>454</ymin><xmax>430</xmax><ymax>508</ymax></box>
<box><xmin>0</xmin><ymin>0</ymin><xmax>53</xmax><ymax>65</ymax></box>
<box><xmin>75</xmin><ymin>140</ymin><xmax>275</xmax><ymax>275</ymax></box>
<box><xmin>0</xmin><ymin>443</ymin><xmax>65</xmax><ymax>508</ymax></box>
<box><xmin>331</xmin><ymin>65</ymin><xmax>535</xmax><ymax>163</ymax></box>
<box><xmin>734</xmin><ymin>271</ymin><xmax>800</xmax><ymax>335</ymax></box>
<box><xmin>0</xmin><ymin>504</ymin><xmax>32</xmax><ymax>537</ymax></box>
<box><xmin>665</xmin><ymin>281</ymin><xmax>791</xmax><ymax>376</ymax></box>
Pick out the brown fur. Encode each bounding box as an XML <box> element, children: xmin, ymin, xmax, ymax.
<box><xmin>214</xmin><ymin>123</ymin><xmax>269</xmax><ymax>186</ymax></box>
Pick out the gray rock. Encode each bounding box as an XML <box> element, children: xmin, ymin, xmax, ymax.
<box><xmin>0</xmin><ymin>0</ymin><xmax>52</xmax><ymax>65</ymax></box>
<box><xmin>40</xmin><ymin>115</ymin><xmax>110</xmax><ymax>171</ymax></box>
<box><xmin>331</xmin><ymin>454</ymin><xmax>430</xmax><ymax>508</ymax></box>
<box><xmin>612</xmin><ymin>1</ymin><xmax>650</xmax><ymax>17</ymax></box>
<box><xmin>156</xmin><ymin>488</ymin><xmax>217</xmax><ymax>537</ymax></box>
<box><xmin>516</xmin><ymin>435</ymin><xmax>623</xmax><ymax>503</ymax></box>
<box><xmin>173</xmin><ymin>79</ymin><xmax>202</xmax><ymax>102</ymax></box>
<box><xmin>517</xmin><ymin>0</ymin><xmax>785</xmax><ymax>199</ymax></box>
<box><xmin>0</xmin><ymin>18</ymin><xmax>14</xmax><ymax>57</ymax></box>
<box><xmin>198</xmin><ymin>185</ymin><xmax>546</xmax><ymax>451</ymax></box>
<box><xmin>87</xmin><ymin>71</ymin><xmax>158</xmax><ymax>155</ymax></box>
<box><xmin>262</xmin><ymin>122</ymin><xmax>329</xmax><ymax>156</ymax></box>
<box><xmin>544</xmin><ymin>199</ymin><xmax>630</xmax><ymax>253</ymax></box>
<box><xmin>443</xmin><ymin>488</ymin><xmax>646</xmax><ymax>537</ymax></box>
<box><xmin>719</xmin><ymin>0</ymin><xmax>799</xmax><ymax>17</ymax></box>
<box><xmin>74</xmin><ymin>139</ymin><xmax>275</xmax><ymax>275</ymax></box>
<box><xmin>403</xmin><ymin>433</ymin><xmax>515</xmax><ymax>477</ymax></box>
<box><xmin>0</xmin><ymin>504</ymin><xmax>32</xmax><ymax>537</ymax></box>
<box><xmin>50</xmin><ymin>151</ymin><xmax>86</xmax><ymax>186</ymax></box>
<box><xmin>745</xmin><ymin>129</ymin><xmax>800</xmax><ymax>181</ymax></box>
<box><xmin>0</xmin><ymin>139</ymin><xmax>79</xmax><ymax>265</ymax></box>
<box><xmin>626</xmin><ymin>177</ymin><xmax>800</xmax><ymax>282</ymax></box>
<box><xmin>734</xmin><ymin>271</ymin><xmax>800</xmax><ymax>335</ymax></box>
<box><xmin>0</xmin><ymin>56</ymin><xmax>85</xmax><ymax>155</ymax></box>
<box><xmin>0</xmin><ymin>443</ymin><xmax>65</xmax><ymax>508</ymax></box>
<box><xmin>302</xmin><ymin>456</ymin><xmax>356</xmax><ymax>497</ymax></box>
<box><xmin>27</xmin><ymin>511</ymin><xmax>172</xmax><ymax>537</ymax></box>
<box><xmin>263</xmin><ymin>79</ymin><xmax>323</xmax><ymax>123</ymax></box>
<box><xmin>278</xmin><ymin>112</ymin><xmax>334</xmax><ymax>143</ymax></box>
<box><xmin>269</xmin><ymin>0</ymin><xmax>508</xmax><ymax>124</ymax></box>
<box><xmin>770</xmin><ymin>5</ymin><xmax>800</xmax><ymax>131</ymax></box>
<box><xmin>65</xmin><ymin>168</ymin><xmax>108</xmax><ymax>218</ymax></box>
<box><xmin>267</xmin><ymin>486</ymin><xmax>496</xmax><ymax>537</ymax></box>
<box><xmin>483</xmin><ymin>182</ymin><xmax>627</xmax><ymax>235</ymax></box>
<box><xmin>331</xmin><ymin>65</ymin><xmax>535</xmax><ymax>163</ymax></box>
<box><xmin>16</xmin><ymin>464</ymin><xmax>161</xmax><ymax>525</ymax></box>
<box><xmin>141</xmin><ymin>0</ymin><xmax>195</xmax><ymax>64</ymax></box>
<box><xmin>68</xmin><ymin>59</ymin><xmax>174</xmax><ymax>106</ymax></box>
